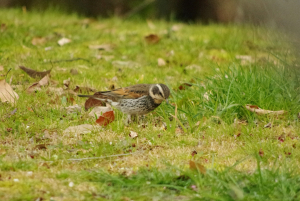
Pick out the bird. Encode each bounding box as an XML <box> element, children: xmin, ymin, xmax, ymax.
<box><xmin>78</xmin><ymin>83</ymin><xmax>170</xmax><ymax>123</ymax></box>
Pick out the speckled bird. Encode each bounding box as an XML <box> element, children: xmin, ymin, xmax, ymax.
<box><xmin>78</xmin><ymin>83</ymin><xmax>170</xmax><ymax>122</ymax></box>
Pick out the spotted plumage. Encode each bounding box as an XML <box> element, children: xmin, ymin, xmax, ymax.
<box><xmin>78</xmin><ymin>83</ymin><xmax>170</xmax><ymax>122</ymax></box>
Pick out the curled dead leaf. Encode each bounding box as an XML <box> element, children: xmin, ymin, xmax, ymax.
<box><xmin>189</xmin><ymin>160</ymin><xmax>206</xmax><ymax>174</ymax></box>
<box><xmin>157</xmin><ymin>58</ymin><xmax>166</xmax><ymax>66</ymax></box>
<box><xmin>63</xmin><ymin>78</ymin><xmax>70</xmax><ymax>89</ymax></box>
<box><xmin>178</xmin><ymin>83</ymin><xmax>192</xmax><ymax>90</ymax></box>
<box><xmin>0</xmin><ymin>79</ymin><xmax>19</xmax><ymax>104</ymax></box>
<box><xmin>95</xmin><ymin>111</ymin><xmax>115</xmax><ymax>127</ymax></box>
<box><xmin>259</xmin><ymin>148</ymin><xmax>264</xmax><ymax>157</ymax></box>
<box><xmin>31</xmin><ymin>37</ymin><xmax>46</xmax><ymax>46</ymax></box>
<box><xmin>129</xmin><ymin>131</ymin><xmax>138</xmax><ymax>139</ymax></box>
<box><xmin>245</xmin><ymin>104</ymin><xmax>285</xmax><ymax>115</ymax></box>
<box><xmin>145</xmin><ymin>34</ymin><xmax>160</xmax><ymax>44</ymax></box>
<box><xmin>26</xmin><ymin>74</ymin><xmax>50</xmax><ymax>93</ymax></box>
<box><xmin>58</xmin><ymin>37</ymin><xmax>71</xmax><ymax>46</ymax></box>
<box><xmin>19</xmin><ymin>66</ymin><xmax>51</xmax><ymax>79</ymax></box>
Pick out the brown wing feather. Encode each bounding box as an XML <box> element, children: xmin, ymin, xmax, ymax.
<box><xmin>92</xmin><ymin>84</ymin><xmax>151</xmax><ymax>102</ymax></box>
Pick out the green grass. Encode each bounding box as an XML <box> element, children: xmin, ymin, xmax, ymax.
<box><xmin>0</xmin><ymin>7</ymin><xmax>300</xmax><ymax>200</ymax></box>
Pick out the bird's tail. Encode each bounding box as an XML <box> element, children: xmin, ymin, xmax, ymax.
<box><xmin>78</xmin><ymin>94</ymin><xmax>93</xmax><ymax>98</ymax></box>
<box><xmin>78</xmin><ymin>94</ymin><xmax>108</xmax><ymax>102</ymax></box>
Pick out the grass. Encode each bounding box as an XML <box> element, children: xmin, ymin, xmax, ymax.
<box><xmin>0</xmin><ymin>7</ymin><xmax>300</xmax><ymax>200</ymax></box>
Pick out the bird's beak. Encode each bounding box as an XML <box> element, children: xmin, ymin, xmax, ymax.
<box><xmin>166</xmin><ymin>98</ymin><xmax>169</xmax><ymax>104</ymax></box>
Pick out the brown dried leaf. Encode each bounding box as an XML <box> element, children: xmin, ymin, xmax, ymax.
<box><xmin>26</xmin><ymin>82</ymin><xmax>41</xmax><ymax>94</ymax></box>
<box><xmin>129</xmin><ymin>131</ymin><xmax>138</xmax><ymax>139</ymax></box>
<box><xmin>259</xmin><ymin>148</ymin><xmax>264</xmax><ymax>157</ymax></box>
<box><xmin>95</xmin><ymin>111</ymin><xmax>115</xmax><ymax>127</ymax></box>
<box><xmin>189</xmin><ymin>160</ymin><xmax>206</xmax><ymax>174</ymax></box>
<box><xmin>178</xmin><ymin>83</ymin><xmax>192</xmax><ymax>90</ymax></box>
<box><xmin>191</xmin><ymin>150</ymin><xmax>197</xmax><ymax>157</ymax></box>
<box><xmin>19</xmin><ymin>66</ymin><xmax>51</xmax><ymax>79</ymax></box>
<box><xmin>38</xmin><ymin>74</ymin><xmax>50</xmax><ymax>86</ymax></box>
<box><xmin>157</xmin><ymin>58</ymin><xmax>166</xmax><ymax>66</ymax></box>
<box><xmin>1</xmin><ymin>23</ymin><xmax>7</xmax><ymax>32</ymax></box>
<box><xmin>245</xmin><ymin>104</ymin><xmax>285</xmax><ymax>115</ymax></box>
<box><xmin>70</xmin><ymin>68</ymin><xmax>79</xmax><ymax>75</ymax></box>
<box><xmin>26</xmin><ymin>75</ymin><xmax>50</xmax><ymax>93</ymax></box>
<box><xmin>63</xmin><ymin>78</ymin><xmax>70</xmax><ymax>89</ymax></box>
<box><xmin>145</xmin><ymin>34</ymin><xmax>160</xmax><ymax>44</ymax></box>
<box><xmin>85</xmin><ymin>97</ymin><xmax>106</xmax><ymax>111</ymax></box>
<box><xmin>0</xmin><ymin>79</ymin><xmax>19</xmax><ymax>104</ymax></box>
<box><xmin>31</xmin><ymin>37</ymin><xmax>46</xmax><ymax>46</ymax></box>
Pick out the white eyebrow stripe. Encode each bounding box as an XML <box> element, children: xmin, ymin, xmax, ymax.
<box><xmin>156</xmin><ymin>84</ymin><xmax>164</xmax><ymax>98</ymax></box>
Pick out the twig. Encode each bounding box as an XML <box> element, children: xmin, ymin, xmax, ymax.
<box><xmin>124</xmin><ymin>0</ymin><xmax>156</xmax><ymax>19</ymax></box>
<box><xmin>5</xmin><ymin>68</ymin><xmax>11</xmax><ymax>82</ymax></box>
<box><xmin>44</xmin><ymin>58</ymin><xmax>90</xmax><ymax>63</ymax></box>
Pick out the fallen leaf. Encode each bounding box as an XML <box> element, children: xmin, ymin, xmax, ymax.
<box><xmin>26</xmin><ymin>83</ymin><xmax>41</xmax><ymax>93</ymax></box>
<box><xmin>26</xmin><ymin>74</ymin><xmax>50</xmax><ymax>93</ymax></box>
<box><xmin>58</xmin><ymin>37</ymin><xmax>71</xmax><ymax>46</ymax></box>
<box><xmin>70</xmin><ymin>69</ymin><xmax>78</xmax><ymax>75</ymax></box>
<box><xmin>189</xmin><ymin>160</ymin><xmax>206</xmax><ymax>174</ymax></box>
<box><xmin>259</xmin><ymin>148</ymin><xmax>264</xmax><ymax>157</ymax></box>
<box><xmin>0</xmin><ymin>66</ymin><xmax>3</xmax><ymax>71</ymax></box>
<box><xmin>245</xmin><ymin>104</ymin><xmax>285</xmax><ymax>115</ymax></box>
<box><xmin>129</xmin><ymin>131</ymin><xmax>138</xmax><ymax>139</ymax></box>
<box><xmin>178</xmin><ymin>83</ymin><xmax>192</xmax><ymax>90</ymax></box>
<box><xmin>63</xmin><ymin>78</ymin><xmax>70</xmax><ymax>89</ymax></box>
<box><xmin>19</xmin><ymin>66</ymin><xmax>51</xmax><ymax>79</ymax></box>
<box><xmin>157</xmin><ymin>58</ymin><xmax>166</xmax><ymax>66</ymax></box>
<box><xmin>88</xmin><ymin>106</ymin><xmax>113</xmax><ymax>118</ymax></box>
<box><xmin>84</xmin><ymin>97</ymin><xmax>106</xmax><ymax>111</ymax></box>
<box><xmin>63</xmin><ymin>124</ymin><xmax>99</xmax><ymax>135</ymax></box>
<box><xmin>95</xmin><ymin>111</ymin><xmax>115</xmax><ymax>127</ymax></box>
<box><xmin>66</xmin><ymin>104</ymin><xmax>82</xmax><ymax>114</ymax></box>
<box><xmin>1</xmin><ymin>23</ymin><xmax>7</xmax><ymax>32</ymax></box>
<box><xmin>38</xmin><ymin>74</ymin><xmax>50</xmax><ymax>86</ymax></box>
<box><xmin>31</xmin><ymin>37</ymin><xmax>46</xmax><ymax>46</ymax></box>
<box><xmin>88</xmin><ymin>44</ymin><xmax>115</xmax><ymax>51</ymax></box>
<box><xmin>0</xmin><ymin>79</ymin><xmax>19</xmax><ymax>104</ymax></box>
<box><xmin>145</xmin><ymin>34</ymin><xmax>160</xmax><ymax>44</ymax></box>
<box><xmin>74</xmin><ymin>86</ymin><xmax>97</xmax><ymax>93</ymax></box>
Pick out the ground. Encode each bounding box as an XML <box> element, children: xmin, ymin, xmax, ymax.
<box><xmin>0</xmin><ymin>8</ymin><xmax>300</xmax><ymax>201</ymax></box>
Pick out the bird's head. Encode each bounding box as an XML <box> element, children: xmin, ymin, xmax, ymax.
<box><xmin>149</xmin><ymin>84</ymin><xmax>170</xmax><ymax>104</ymax></box>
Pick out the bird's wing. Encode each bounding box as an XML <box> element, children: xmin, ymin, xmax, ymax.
<box><xmin>101</xmin><ymin>84</ymin><xmax>151</xmax><ymax>100</ymax></box>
